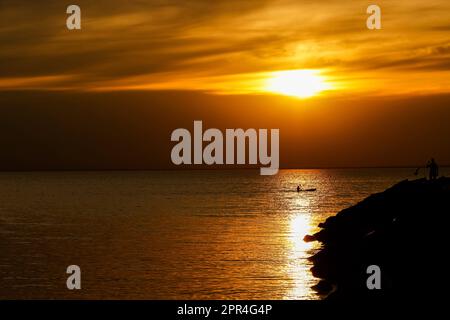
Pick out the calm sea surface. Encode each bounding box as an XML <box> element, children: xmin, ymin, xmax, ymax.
<box><xmin>1</xmin><ymin>168</ymin><xmax>447</xmax><ymax>299</ymax></box>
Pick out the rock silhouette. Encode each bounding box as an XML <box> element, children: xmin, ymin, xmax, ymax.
<box><xmin>304</xmin><ymin>177</ymin><xmax>450</xmax><ymax>300</ymax></box>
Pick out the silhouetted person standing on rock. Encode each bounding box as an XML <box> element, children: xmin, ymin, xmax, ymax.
<box><xmin>426</xmin><ymin>158</ymin><xmax>439</xmax><ymax>180</ymax></box>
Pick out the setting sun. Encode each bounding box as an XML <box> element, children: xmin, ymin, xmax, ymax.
<box><xmin>266</xmin><ymin>70</ymin><xmax>330</xmax><ymax>98</ymax></box>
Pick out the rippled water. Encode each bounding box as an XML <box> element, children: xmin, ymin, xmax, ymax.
<box><xmin>1</xmin><ymin>168</ymin><xmax>445</xmax><ymax>299</ymax></box>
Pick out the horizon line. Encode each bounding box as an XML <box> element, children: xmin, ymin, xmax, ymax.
<box><xmin>1</xmin><ymin>165</ymin><xmax>449</xmax><ymax>173</ymax></box>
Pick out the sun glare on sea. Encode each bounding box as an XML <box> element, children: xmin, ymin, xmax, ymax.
<box><xmin>266</xmin><ymin>70</ymin><xmax>330</xmax><ymax>98</ymax></box>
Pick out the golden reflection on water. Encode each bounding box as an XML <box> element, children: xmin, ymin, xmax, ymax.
<box><xmin>1</xmin><ymin>170</ymin><xmax>439</xmax><ymax>299</ymax></box>
<box><xmin>284</xmin><ymin>196</ymin><xmax>320</xmax><ymax>299</ymax></box>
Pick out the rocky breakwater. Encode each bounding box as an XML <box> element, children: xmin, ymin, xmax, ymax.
<box><xmin>304</xmin><ymin>177</ymin><xmax>450</xmax><ymax>300</ymax></box>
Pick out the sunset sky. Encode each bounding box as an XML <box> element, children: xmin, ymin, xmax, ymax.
<box><xmin>1</xmin><ymin>0</ymin><xmax>450</xmax><ymax>169</ymax></box>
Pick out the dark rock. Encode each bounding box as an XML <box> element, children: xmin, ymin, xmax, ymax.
<box><xmin>306</xmin><ymin>177</ymin><xmax>450</xmax><ymax>300</ymax></box>
<box><xmin>303</xmin><ymin>234</ymin><xmax>316</xmax><ymax>242</ymax></box>
<box><xmin>312</xmin><ymin>280</ymin><xmax>333</xmax><ymax>294</ymax></box>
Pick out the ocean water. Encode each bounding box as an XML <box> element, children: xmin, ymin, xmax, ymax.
<box><xmin>0</xmin><ymin>168</ymin><xmax>447</xmax><ymax>300</ymax></box>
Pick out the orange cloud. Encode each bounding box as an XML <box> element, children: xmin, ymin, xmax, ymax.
<box><xmin>0</xmin><ymin>0</ymin><xmax>449</xmax><ymax>96</ymax></box>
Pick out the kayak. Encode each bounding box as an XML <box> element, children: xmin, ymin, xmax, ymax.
<box><xmin>298</xmin><ymin>188</ymin><xmax>316</xmax><ymax>192</ymax></box>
